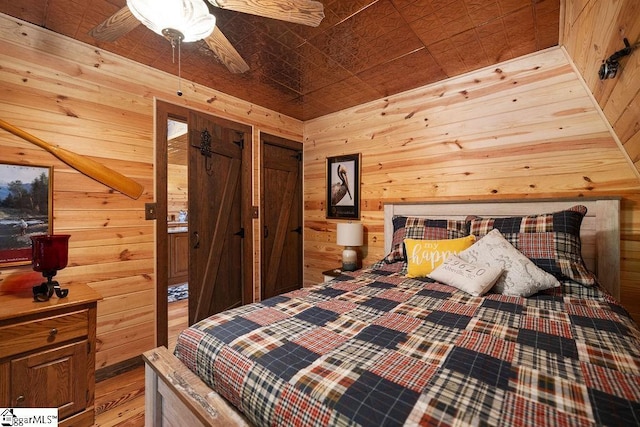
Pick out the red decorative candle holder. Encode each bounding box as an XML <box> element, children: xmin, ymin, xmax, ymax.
<box><xmin>31</xmin><ymin>234</ymin><xmax>70</xmax><ymax>301</ymax></box>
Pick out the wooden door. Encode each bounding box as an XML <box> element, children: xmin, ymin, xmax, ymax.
<box><xmin>188</xmin><ymin>112</ymin><xmax>250</xmax><ymax>324</ymax></box>
<box><xmin>155</xmin><ymin>102</ymin><xmax>253</xmax><ymax>344</ymax></box>
<box><xmin>261</xmin><ymin>135</ymin><xmax>303</xmax><ymax>299</ymax></box>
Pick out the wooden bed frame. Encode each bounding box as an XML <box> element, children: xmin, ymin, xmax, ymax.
<box><xmin>143</xmin><ymin>197</ymin><xmax>620</xmax><ymax>427</ymax></box>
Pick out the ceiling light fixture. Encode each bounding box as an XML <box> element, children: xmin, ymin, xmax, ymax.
<box><xmin>127</xmin><ymin>0</ymin><xmax>217</xmax><ymax>95</ymax></box>
<box><xmin>127</xmin><ymin>0</ymin><xmax>216</xmax><ymax>42</ymax></box>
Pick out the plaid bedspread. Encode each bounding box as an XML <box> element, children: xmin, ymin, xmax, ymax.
<box><xmin>175</xmin><ymin>264</ymin><xmax>640</xmax><ymax>426</ymax></box>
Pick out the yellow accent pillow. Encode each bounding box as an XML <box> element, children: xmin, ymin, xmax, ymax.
<box><xmin>405</xmin><ymin>235</ymin><xmax>476</xmax><ymax>277</ymax></box>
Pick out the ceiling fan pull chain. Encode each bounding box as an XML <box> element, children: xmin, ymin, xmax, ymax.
<box><xmin>177</xmin><ymin>36</ymin><xmax>183</xmax><ymax>96</ymax></box>
<box><xmin>165</xmin><ymin>29</ymin><xmax>184</xmax><ymax>97</ymax></box>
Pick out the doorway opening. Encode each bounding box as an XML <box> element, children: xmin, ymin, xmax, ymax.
<box><xmin>155</xmin><ymin>100</ymin><xmax>253</xmax><ymax>349</ymax></box>
<box><xmin>155</xmin><ymin>101</ymin><xmax>189</xmax><ymax>350</ymax></box>
<box><xmin>167</xmin><ymin>118</ymin><xmax>189</xmax><ymax>351</ymax></box>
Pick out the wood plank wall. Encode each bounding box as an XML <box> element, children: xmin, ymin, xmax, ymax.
<box><xmin>561</xmin><ymin>0</ymin><xmax>640</xmax><ymax>320</ymax></box>
<box><xmin>168</xmin><ymin>132</ymin><xmax>188</xmax><ymax>221</ymax></box>
<box><xmin>1</xmin><ymin>0</ymin><xmax>639</xmax><ymax>372</ymax></box>
<box><xmin>0</xmin><ymin>14</ymin><xmax>302</xmax><ymax>369</ymax></box>
<box><xmin>562</xmin><ymin>0</ymin><xmax>640</xmax><ymax>170</ymax></box>
<box><xmin>167</xmin><ymin>164</ymin><xmax>188</xmax><ymax>221</ymax></box>
<box><xmin>303</xmin><ymin>46</ymin><xmax>640</xmax><ymax>321</ymax></box>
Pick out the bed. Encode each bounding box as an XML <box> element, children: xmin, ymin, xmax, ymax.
<box><xmin>143</xmin><ymin>198</ymin><xmax>640</xmax><ymax>426</ymax></box>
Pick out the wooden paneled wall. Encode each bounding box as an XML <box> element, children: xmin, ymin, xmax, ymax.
<box><xmin>562</xmin><ymin>0</ymin><xmax>640</xmax><ymax>170</ymax></box>
<box><xmin>559</xmin><ymin>0</ymin><xmax>640</xmax><ymax>320</ymax></box>
<box><xmin>303</xmin><ymin>46</ymin><xmax>640</xmax><ymax>320</ymax></box>
<box><xmin>167</xmin><ymin>164</ymin><xmax>188</xmax><ymax>221</ymax></box>
<box><xmin>1</xmin><ymin>0</ymin><xmax>639</xmax><ymax>372</ymax></box>
<box><xmin>167</xmin><ymin>133</ymin><xmax>188</xmax><ymax>221</ymax></box>
<box><xmin>0</xmin><ymin>14</ymin><xmax>302</xmax><ymax>369</ymax></box>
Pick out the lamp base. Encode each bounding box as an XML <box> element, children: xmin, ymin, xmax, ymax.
<box><xmin>33</xmin><ymin>275</ymin><xmax>69</xmax><ymax>302</ymax></box>
<box><xmin>341</xmin><ymin>247</ymin><xmax>358</xmax><ymax>271</ymax></box>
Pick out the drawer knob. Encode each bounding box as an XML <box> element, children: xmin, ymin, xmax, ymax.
<box><xmin>16</xmin><ymin>395</ymin><xmax>25</xmax><ymax>405</ymax></box>
<box><xmin>49</xmin><ymin>328</ymin><xmax>58</xmax><ymax>337</ymax></box>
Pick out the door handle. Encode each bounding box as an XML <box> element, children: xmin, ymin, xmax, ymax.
<box><xmin>264</xmin><ymin>226</ymin><xmax>268</xmax><ymax>238</ymax></box>
<box><xmin>192</xmin><ymin>231</ymin><xmax>200</xmax><ymax>249</ymax></box>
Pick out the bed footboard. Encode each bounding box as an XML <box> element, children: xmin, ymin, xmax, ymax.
<box><xmin>143</xmin><ymin>346</ymin><xmax>250</xmax><ymax>427</ymax></box>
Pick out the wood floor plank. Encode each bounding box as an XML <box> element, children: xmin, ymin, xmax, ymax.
<box><xmin>94</xmin><ymin>298</ymin><xmax>188</xmax><ymax>426</ymax></box>
<box><xmin>95</xmin><ymin>395</ymin><xmax>145</xmax><ymax>427</ymax></box>
<box><xmin>168</xmin><ymin>298</ymin><xmax>189</xmax><ymax>352</ymax></box>
<box><xmin>95</xmin><ymin>367</ymin><xmax>145</xmax><ymax>427</ymax></box>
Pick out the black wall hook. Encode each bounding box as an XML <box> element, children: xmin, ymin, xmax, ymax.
<box><xmin>599</xmin><ymin>38</ymin><xmax>636</xmax><ymax>80</ymax></box>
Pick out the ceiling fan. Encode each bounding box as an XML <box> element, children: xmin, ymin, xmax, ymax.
<box><xmin>89</xmin><ymin>0</ymin><xmax>325</xmax><ymax>74</ymax></box>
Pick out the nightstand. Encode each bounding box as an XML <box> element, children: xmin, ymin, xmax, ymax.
<box><xmin>0</xmin><ymin>283</ymin><xmax>101</xmax><ymax>427</ymax></box>
<box><xmin>322</xmin><ymin>268</ymin><xmax>343</xmax><ymax>282</ymax></box>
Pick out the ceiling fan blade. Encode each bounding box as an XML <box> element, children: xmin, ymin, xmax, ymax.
<box><xmin>205</xmin><ymin>27</ymin><xmax>250</xmax><ymax>74</ymax></box>
<box><xmin>89</xmin><ymin>6</ymin><xmax>141</xmax><ymax>42</ymax></box>
<box><xmin>208</xmin><ymin>0</ymin><xmax>325</xmax><ymax>27</ymax></box>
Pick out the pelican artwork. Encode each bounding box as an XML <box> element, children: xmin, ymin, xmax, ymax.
<box><xmin>331</xmin><ymin>164</ymin><xmax>352</xmax><ymax>205</ymax></box>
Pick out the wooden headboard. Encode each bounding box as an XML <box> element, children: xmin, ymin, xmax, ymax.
<box><xmin>383</xmin><ymin>198</ymin><xmax>621</xmax><ymax>299</ymax></box>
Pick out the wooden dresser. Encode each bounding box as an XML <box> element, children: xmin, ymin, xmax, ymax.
<box><xmin>0</xmin><ymin>283</ymin><xmax>101</xmax><ymax>427</ymax></box>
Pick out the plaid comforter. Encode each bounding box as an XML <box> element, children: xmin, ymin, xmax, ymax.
<box><xmin>174</xmin><ymin>264</ymin><xmax>640</xmax><ymax>426</ymax></box>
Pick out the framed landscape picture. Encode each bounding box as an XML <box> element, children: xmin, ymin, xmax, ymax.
<box><xmin>0</xmin><ymin>163</ymin><xmax>52</xmax><ymax>266</ymax></box>
<box><xmin>326</xmin><ymin>153</ymin><xmax>360</xmax><ymax>219</ymax></box>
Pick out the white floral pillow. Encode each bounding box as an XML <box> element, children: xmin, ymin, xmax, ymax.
<box><xmin>458</xmin><ymin>229</ymin><xmax>560</xmax><ymax>297</ymax></box>
<box><xmin>428</xmin><ymin>255</ymin><xmax>503</xmax><ymax>296</ymax></box>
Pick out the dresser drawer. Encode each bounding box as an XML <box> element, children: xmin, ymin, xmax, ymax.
<box><xmin>0</xmin><ymin>310</ymin><xmax>89</xmax><ymax>359</ymax></box>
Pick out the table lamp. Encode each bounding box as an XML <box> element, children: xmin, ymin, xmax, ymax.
<box><xmin>31</xmin><ymin>234</ymin><xmax>70</xmax><ymax>301</ymax></box>
<box><xmin>336</xmin><ymin>222</ymin><xmax>363</xmax><ymax>271</ymax></box>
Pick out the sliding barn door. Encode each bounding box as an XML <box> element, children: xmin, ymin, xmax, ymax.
<box><xmin>188</xmin><ymin>112</ymin><xmax>250</xmax><ymax>324</ymax></box>
<box><xmin>261</xmin><ymin>135</ymin><xmax>303</xmax><ymax>299</ymax></box>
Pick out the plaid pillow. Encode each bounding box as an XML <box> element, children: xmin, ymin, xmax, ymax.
<box><xmin>384</xmin><ymin>216</ymin><xmax>469</xmax><ymax>263</ymax></box>
<box><xmin>468</xmin><ymin>205</ymin><xmax>597</xmax><ymax>286</ymax></box>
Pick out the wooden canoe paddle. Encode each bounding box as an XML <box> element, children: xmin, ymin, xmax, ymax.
<box><xmin>0</xmin><ymin>119</ymin><xmax>144</xmax><ymax>199</ymax></box>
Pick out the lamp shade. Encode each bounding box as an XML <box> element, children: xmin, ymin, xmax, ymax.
<box><xmin>336</xmin><ymin>222</ymin><xmax>363</xmax><ymax>247</ymax></box>
<box><xmin>127</xmin><ymin>0</ymin><xmax>216</xmax><ymax>42</ymax></box>
<box><xmin>31</xmin><ymin>234</ymin><xmax>70</xmax><ymax>273</ymax></box>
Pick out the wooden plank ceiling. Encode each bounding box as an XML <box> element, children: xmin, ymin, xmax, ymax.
<box><xmin>0</xmin><ymin>0</ymin><xmax>560</xmax><ymax>121</ymax></box>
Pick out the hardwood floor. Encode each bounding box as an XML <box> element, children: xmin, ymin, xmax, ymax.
<box><xmin>95</xmin><ymin>299</ymin><xmax>188</xmax><ymax>426</ymax></box>
<box><xmin>168</xmin><ymin>297</ymin><xmax>189</xmax><ymax>352</ymax></box>
<box><xmin>94</xmin><ymin>365</ymin><xmax>145</xmax><ymax>427</ymax></box>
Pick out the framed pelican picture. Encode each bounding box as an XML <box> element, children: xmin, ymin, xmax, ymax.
<box><xmin>326</xmin><ymin>153</ymin><xmax>360</xmax><ymax>219</ymax></box>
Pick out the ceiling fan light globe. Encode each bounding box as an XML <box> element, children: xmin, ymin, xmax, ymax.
<box><xmin>127</xmin><ymin>0</ymin><xmax>216</xmax><ymax>42</ymax></box>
